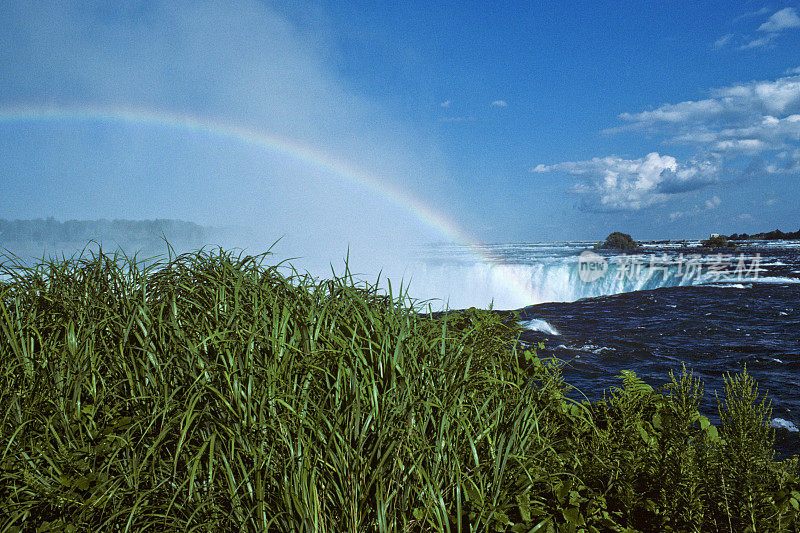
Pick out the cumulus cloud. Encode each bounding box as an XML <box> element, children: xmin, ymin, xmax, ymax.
<box><xmin>713</xmin><ymin>76</ymin><xmax>800</xmax><ymax>115</ymax></box>
<box><xmin>532</xmin><ymin>152</ymin><xmax>718</xmax><ymax>211</ymax></box>
<box><xmin>704</xmin><ymin>114</ymin><xmax>800</xmax><ymax>153</ymax></box>
<box><xmin>490</xmin><ymin>100</ymin><xmax>508</xmax><ymax>107</ymax></box>
<box><xmin>616</xmin><ymin>73</ymin><xmax>800</xmax><ymax>164</ymax></box>
<box><xmin>758</xmin><ymin>7</ymin><xmax>800</xmax><ymax>33</ymax></box>
<box><xmin>541</xmin><ymin>71</ymin><xmax>800</xmax><ymax>212</ymax></box>
<box><xmin>440</xmin><ymin>100</ymin><xmax>451</xmax><ymax>108</ymax></box>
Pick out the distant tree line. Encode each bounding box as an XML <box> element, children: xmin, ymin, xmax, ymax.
<box><xmin>727</xmin><ymin>228</ymin><xmax>800</xmax><ymax>240</ymax></box>
<box><xmin>0</xmin><ymin>217</ymin><xmax>206</xmax><ymax>246</ymax></box>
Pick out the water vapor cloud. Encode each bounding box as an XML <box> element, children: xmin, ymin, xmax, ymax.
<box><xmin>0</xmin><ymin>0</ymin><xmax>451</xmax><ymax>272</ymax></box>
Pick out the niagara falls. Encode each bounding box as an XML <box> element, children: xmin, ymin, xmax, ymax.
<box><xmin>2</xmin><ymin>1</ymin><xmax>800</xmax><ymax>530</ymax></box>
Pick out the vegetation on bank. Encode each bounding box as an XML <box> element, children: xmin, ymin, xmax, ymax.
<box><xmin>596</xmin><ymin>232</ymin><xmax>639</xmax><ymax>251</ymax></box>
<box><xmin>701</xmin><ymin>235</ymin><xmax>737</xmax><ymax>249</ymax></box>
<box><xmin>0</xmin><ymin>247</ymin><xmax>798</xmax><ymax>532</ymax></box>
<box><xmin>727</xmin><ymin>228</ymin><xmax>800</xmax><ymax>241</ymax></box>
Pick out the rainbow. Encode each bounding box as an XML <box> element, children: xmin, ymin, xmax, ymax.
<box><xmin>0</xmin><ymin>104</ymin><xmax>537</xmax><ymax>306</ymax></box>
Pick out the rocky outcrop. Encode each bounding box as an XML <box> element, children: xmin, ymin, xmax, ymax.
<box><xmin>596</xmin><ymin>232</ymin><xmax>638</xmax><ymax>250</ymax></box>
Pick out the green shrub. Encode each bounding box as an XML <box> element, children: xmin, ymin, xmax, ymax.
<box><xmin>0</xmin><ymin>247</ymin><xmax>797</xmax><ymax>531</ymax></box>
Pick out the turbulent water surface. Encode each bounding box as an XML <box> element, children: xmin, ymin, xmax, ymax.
<box><xmin>411</xmin><ymin>240</ymin><xmax>800</xmax><ymax>457</ymax></box>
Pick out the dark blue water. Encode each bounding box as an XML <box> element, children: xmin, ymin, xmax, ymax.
<box><xmin>516</xmin><ymin>243</ymin><xmax>800</xmax><ymax>457</ymax></box>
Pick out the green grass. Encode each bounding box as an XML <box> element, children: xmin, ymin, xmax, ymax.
<box><xmin>0</xmin><ymin>246</ymin><xmax>797</xmax><ymax>532</ymax></box>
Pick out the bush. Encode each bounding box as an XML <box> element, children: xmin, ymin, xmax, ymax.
<box><xmin>0</xmin><ymin>247</ymin><xmax>797</xmax><ymax>531</ymax></box>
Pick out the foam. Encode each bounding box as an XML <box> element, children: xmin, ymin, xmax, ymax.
<box><xmin>519</xmin><ymin>318</ymin><xmax>561</xmax><ymax>336</ymax></box>
<box><xmin>771</xmin><ymin>418</ymin><xmax>799</xmax><ymax>432</ymax></box>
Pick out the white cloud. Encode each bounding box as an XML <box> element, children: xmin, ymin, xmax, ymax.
<box><xmin>739</xmin><ymin>34</ymin><xmax>777</xmax><ymax>49</ymax></box>
<box><xmin>739</xmin><ymin>213</ymin><xmax>754</xmax><ymax>220</ymax></box>
<box><xmin>619</xmin><ymin>74</ymin><xmax>800</xmax><ymax>127</ymax></box>
<box><xmin>551</xmin><ymin>72</ymin><xmax>800</xmax><ymax>214</ymax></box>
<box><xmin>619</xmin><ymin>98</ymin><xmax>726</xmax><ymax>125</ymax></box>
<box><xmin>787</xmin><ymin>67</ymin><xmax>800</xmax><ymax>75</ymax></box>
<box><xmin>714</xmin><ymin>34</ymin><xmax>733</xmax><ymax>48</ymax></box>
<box><xmin>758</xmin><ymin>7</ymin><xmax>800</xmax><ymax>32</ymax></box>
<box><xmin>737</xmin><ymin>8</ymin><xmax>800</xmax><ymax>49</ymax></box>
<box><xmin>614</xmin><ymin>73</ymin><xmax>800</xmax><ymax>171</ymax></box>
<box><xmin>713</xmin><ymin>77</ymin><xmax>800</xmax><ymax>115</ymax></box>
<box><xmin>705</xmin><ymin>195</ymin><xmax>722</xmax><ymax>209</ymax></box>
<box><xmin>774</xmin><ymin>147</ymin><xmax>800</xmax><ymax>173</ymax></box>
<box><xmin>714</xmin><ymin>8</ymin><xmax>800</xmax><ymax>52</ymax></box>
<box><xmin>713</xmin><ymin>138</ymin><xmax>769</xmax><ymax>153</ymax></box>
<box><xmin>490</xmin><ymin>100</ymin><xmax>508</xmax><ymax>107</ymax></box>
<box><xmin>673</xmin><ymin>114</ymin><xmax>800</xmax><ymax>154</ymax></box>
<box><xmin>732</xmin><ymin>7</ymin><xmax>771</xmax><ymax>24</ymax></box>
<box><xmin>440</xmin><ymin>100</ymin><xmax>451</xmax><ymax>108</ymax></box>
<box><xmin>440</xmin><ymin>116</ymin><xmax>475</xmax><ymax>123</ymax></box>
<box><xmin>669</xmin><ymin>204</ymin><xmax>705</xmax><ymax>221</ymax></box>
<box><xmin>532</xmin><ymin>152</ymin><xmax>718</xmax><ymax>211</ymax></box>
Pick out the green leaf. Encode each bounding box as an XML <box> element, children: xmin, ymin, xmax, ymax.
<box><xmin>652</xmin><ymin>412</ymin><xmax>662</xmax><ymax>430</ymax></box>
<box><xmin>518</xmin><ymin>491</ymin><xmax>532</xmax><ymax>522</ymax></box>
<box><xmin>465</xmin><ymin>478</ymin><xmax>482</xmax><ymax>505</ymax></box>
<box><xmin>493</xmin><ymin>510</ymin><xmax>510</xmax><ymax>530</ymax></box>
<box><xmin>556</xmin><ymin>481</ymin><xmax>571</xmax><ymax>504</ymax></box>
<box><xmin>637</xmin><ymin>424</ymin><xmax>651</xmax><ymax>444</ymax></box>
<box><xmin>562</xmin><ymin>506</ymin><xmax>584</xmax><ymax>525</ymax></box>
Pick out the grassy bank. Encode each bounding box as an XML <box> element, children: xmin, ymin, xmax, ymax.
<box><xmin>0</xmin><ymin>247</ymin><xmax>798</xmax><ymax>532</ymax></box>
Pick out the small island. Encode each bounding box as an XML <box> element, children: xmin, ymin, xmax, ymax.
<box><xmin>701</xmin><ymin>234</ymin><xmax>736</xmax><ymax>249</ymax></box>
<box><xmin>596</xmin><ymin>231</ymin><xmax>639</xmax><ymax>250</ymax></box>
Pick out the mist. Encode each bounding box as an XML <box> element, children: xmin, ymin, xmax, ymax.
<box><xmin>0</xmin><ymin>0</ymin><xmax>464</xmax><ymax>300</ymax></box>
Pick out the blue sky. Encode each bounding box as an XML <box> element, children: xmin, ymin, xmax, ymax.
<box><xmin>1</xmin><ymin>0</ymin><xmax>799</xmax><ymax>251</ymax></box>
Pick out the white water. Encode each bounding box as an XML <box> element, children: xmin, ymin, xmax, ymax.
<box><xmin>771</xmin><ymin>418</ymin><xmax>799</xmax><ymax>432</ymax></box>
<box><xmin>402</xmin><ymin>256</ymin><xmax>712</xmax><ymax>309</ymax></box>
<box><xmin>394</xmin><ymin>242</ymin><xmax>799</xmax><ymax>310</ymax></box>
<box><xmin>520</xmin><ymin>318</ymin><xmax>560</xmax><ymax>336</ymax></box>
